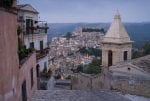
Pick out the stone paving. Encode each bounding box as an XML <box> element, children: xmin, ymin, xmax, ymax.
<box><xmin>47</xmin><ymin>76</ymin><xmax>55</xmax><ymax>90</ymax></box>
<box><xmin>31</xmin><ymin>90</ymin><xmax>131</xmax><ymax>101</ymax></box>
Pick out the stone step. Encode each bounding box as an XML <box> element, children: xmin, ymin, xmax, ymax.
<box><xmin>31</xmin><ymin>90</ymin><xmax>131</xmax><ymax>101</ymax></box>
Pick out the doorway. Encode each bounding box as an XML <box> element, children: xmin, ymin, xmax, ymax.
<box><xmin>108</xmin><ymin>50</ymin><xmax>113</xmax><ymax>67</ymax></box>
<box><xmin>22</xmin><ymin>80</ymin><xmax>27</xmax><ymax>101</ymax></box>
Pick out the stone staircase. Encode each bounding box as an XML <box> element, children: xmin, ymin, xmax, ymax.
<box><xmin>31</xmin><ymin>90</ymin><xmax>131</xmax><ymax>101</ymax></box>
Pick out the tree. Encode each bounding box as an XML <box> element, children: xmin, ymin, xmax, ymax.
<box><xmin>64</xmin><ymin>32</ymin><xmax>72</xmax><ymax>40</ymax></box>
<box><xmin>77</xmin><ymin>65</ymin><xmax>83</xmax><ymax>72</ymax></box>
<box><xmin>85</xmin><ymin>65</ymin><xmax>101</xmax><ymax>74</ymax></box>
<box><xmin>91</xmin><ymin>58</ymin><xmax>101</xmax><ymax>66</ymax></box>
<box><xmin>142</xmin><ymin>42</ymin><xmax>150</xmax><ymax>55</ymax></box>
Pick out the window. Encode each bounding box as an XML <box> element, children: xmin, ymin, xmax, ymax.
<box><xmin>40</xmin><ymin>41</ymin><xmax>43</xmax><ymax>50</ymax></box>
<box><xmin>43</xmin><ymin>62</ymin><xmax>47</xmax><ymax>72</ymax></box>
<box><xmin>124</xmin><ymin>51</ymin><xmax>128</xmax><ymax>61</ymax></box>
<box><xmin>26</xmin><ymin>19</ymin><xmax>34</xmax><ymax>34</ymax></box>
<box><xmin>30</xmin><ymin>68</ymin><xmax>34</xmax><ymax>88</ymax></box>
<box><xmin>30</xmin><ymin>42</ymin><xmax>34</xmax><ymax>49</ymax></box>
<box><xmin>44</xmin><ymin>62</ymin><xmax>47</xmax><ymax>68</ymax></box>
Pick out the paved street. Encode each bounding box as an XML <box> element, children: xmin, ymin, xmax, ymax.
<box><xmin>47</xmin><ymin>75</ymin><xmax>55</xmax><ymax>90</ymax></box>
<box><xmin>31</xmin><ymin>90</ymin><xmax>131</xmax><ymax>101</ymax></box>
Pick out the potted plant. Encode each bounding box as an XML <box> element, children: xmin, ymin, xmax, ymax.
<box><xmin>1</xmin><ymin>0</ymin><xmax>13</xmax><ymax>7</ymax></box>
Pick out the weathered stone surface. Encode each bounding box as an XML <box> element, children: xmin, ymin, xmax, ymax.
<box><xmin>109</xmin><ymin>55</ymin><xmax>150</xmax><ymax>97</ymax></box>
<box><xmin>132</xmin><ymin>55</ymin><xmax>150</xmax><ymax>73</ymax></box>
<box><xmin>31</xmin><ymin>90</ymin><xmax>131</xmax><ymax>101</ymax></box>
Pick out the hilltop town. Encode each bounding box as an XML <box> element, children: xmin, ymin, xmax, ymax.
<box><xmin>48</xmin><ymin>27</ymin><xmax>104</xmax><ymax>77</ymax></box>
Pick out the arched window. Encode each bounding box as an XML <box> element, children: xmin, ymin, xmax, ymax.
<box><xmin>108</xmin><ymin>50</ymin><xmax>113</xmax><ymax>66</ymax></box>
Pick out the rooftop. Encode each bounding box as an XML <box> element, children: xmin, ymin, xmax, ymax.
<box><xmin>109</xmin><ymin>55</ymin><xmax>150</xmax><ymax>79</ymax></box>
<box><xmin>17</xmin><ymin>4</ymin><xmax>39</xmax><ymax>14</ymax></box>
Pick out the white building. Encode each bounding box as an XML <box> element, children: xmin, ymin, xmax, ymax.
<box><xmin>17</xmin><ymin>4</ymin><xmax>49</xmax><ymax>72</ymax></box>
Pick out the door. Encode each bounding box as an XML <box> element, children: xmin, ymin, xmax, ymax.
<box><xmin>108</xmin><ymin>50</ymin><xmax>113</xmax><ymax>67</ymax></box>
<box><xmin>22</xmin><ymin>80</ymin><xmax>27</xmax><ymax>101</ymax></box>
<box><xmin>36</xmin><ymin>64</ymin><xmax>40</xmax><ymax>77</ymax></box>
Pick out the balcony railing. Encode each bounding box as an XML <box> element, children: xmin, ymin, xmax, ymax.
<box><xmin>26</xmin><ymin>24</ymin><xmax>49</xmax><ymax>34</ymax></box>
<box><xmin>36</xmin><ymin>47</ymin><xmax>49</xmax><ymax>60</ymax></box>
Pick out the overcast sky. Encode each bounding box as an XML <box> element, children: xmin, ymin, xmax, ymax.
<box><xmin>19</xmin><ymin>0</ymin><xmax>150</xmax><ymax>23</ymax></box>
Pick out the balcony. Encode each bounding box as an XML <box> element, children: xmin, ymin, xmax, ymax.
<box><xmin>36</xmin><ymin>47</ymin><xmax>49</xmax><ymax>60</ymax></box>
<box><xmin>26</xmin><ymin>21</ymin><xmax>49</xmax><ymax>35</ymax></box>
<box><xmin>19</xmin><ymin>47</ymin><xmax>35</xmax><ymax>66</ymax></box>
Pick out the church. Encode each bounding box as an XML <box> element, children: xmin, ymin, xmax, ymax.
<box><xmin>101</xmin><ymin>11</ymin><xmax>150</xmax><ymax>97</ymax></box>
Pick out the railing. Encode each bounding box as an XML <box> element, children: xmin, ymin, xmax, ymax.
<box><xmin>36</xmin><ymin>47</ymin><xmax>49</xmax><ymax>59</ymax></box>
<box><xmin>25</xmin><ymin>24</ymin><xmax>49</xmax><ymax>34</ymax></box>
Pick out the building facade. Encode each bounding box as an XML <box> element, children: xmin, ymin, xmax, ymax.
<box><xmin>0</xmin><ymin>1</ymin><xmax>37</xmax><ymax>101</ymax></box>
<box><xmin>17</xmin><ymin>4</ymin><xmax>49</xmax><ymax>72</ymax></box>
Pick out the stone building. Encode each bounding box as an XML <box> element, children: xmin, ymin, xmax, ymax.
<box><xmin>101</xmin><ymin>11</ymin><xmax>133</xmax><ymax>70</ymax></box>
<box><xmin>101</xmin><ymin>11</ymin><xmax>150</xmax><ymax>97</ymax></box>
<box><xmin>0</xmin><ymin>1</ymin><xmax>37</xmax><ymax>101</ymax></box>
<box><xmin>109</xmin><ymin>55</ymin><xmax>150</xmax><ymax>97</ymax></box>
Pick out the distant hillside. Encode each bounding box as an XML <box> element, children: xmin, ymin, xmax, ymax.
<box><xmin>48</xmin><ymin>23</ymin><xmax>150</xmax><ymax>48</ymax></box>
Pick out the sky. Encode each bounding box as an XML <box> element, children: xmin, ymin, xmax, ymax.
<box><xmin>19</xmin><ymin>0</ymin><xmax>150</xmax><ymax>23</ymax></box>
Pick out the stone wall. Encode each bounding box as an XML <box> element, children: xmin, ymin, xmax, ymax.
<box><xmin>17</xmin><ymin>52</ymin><xmax>37</xmax><ymax>101</ymax></box>
<box><xmin>71</xmin><ymin>73</ymin><xmax>110</xmax><ymax>90</ymax></box>
<box><xmin>0</xmin><ymin>9</ymin><xmax>19</xmax><ymax>101</ymax></box>
<box><xmin>110</xmin><ymin>75</ymin><xmax>150</xmax><ymax>97</ymax></box>
<box><xmin>71</xmin><ymin>73</ymin><xmax>150</xmax><ymax>97</ymax></box>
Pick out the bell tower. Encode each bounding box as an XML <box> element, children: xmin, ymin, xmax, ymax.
<box><xmin>101</xmin><ymin>11</ymin><xmax>133</xmax><ymax>71</ymax></box>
